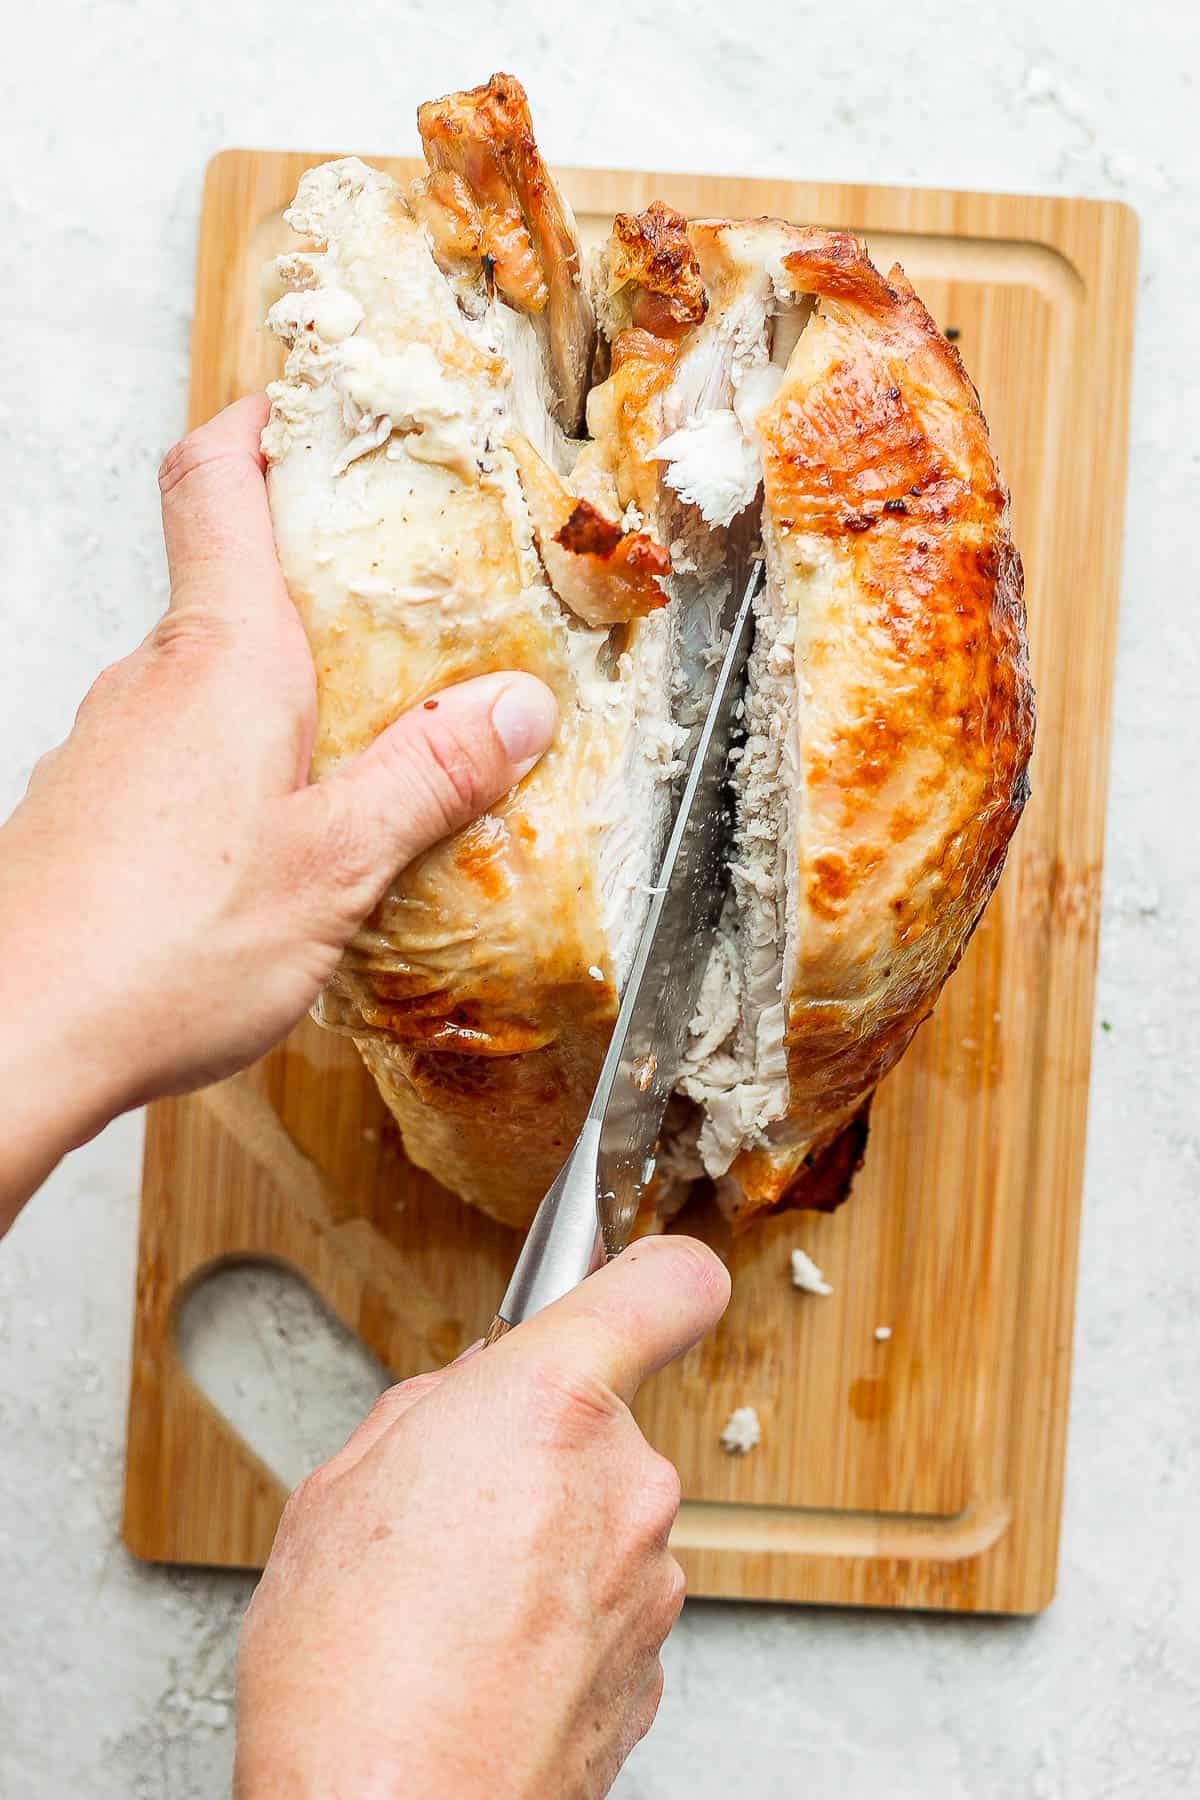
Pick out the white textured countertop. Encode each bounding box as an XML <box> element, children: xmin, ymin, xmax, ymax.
<box><xmin>2</xmin><ymin>2</ymin><xmax>1197</xmax><ymax>1794</ymax></box>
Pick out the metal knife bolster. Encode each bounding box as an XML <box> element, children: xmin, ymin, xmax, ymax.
<box><xmin>493</xmin><ymin>562</ymin><xmax>763</xmax><ymax>1331</ymax></box>
<box><xmin>488</xmin><ymin>1120</ymin><xmax>606</xmax><ymax>1330</ymax></box>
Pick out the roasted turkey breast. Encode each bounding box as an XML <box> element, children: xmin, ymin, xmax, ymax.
<box><xmin>261</xmin><ymin>74</ymin><xmax>1034</xmax><ymax>1232</ymax></box>
<box><xmin>652</xmin><ymin>223</ymin><xmax>1034</xmax><ymax>1226</ymax></box>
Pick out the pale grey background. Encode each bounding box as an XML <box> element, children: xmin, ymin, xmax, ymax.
<box><xmin>2</xmin><ymin>1</ymin><xmax>1197</xmax><ymax>1794</ymax></box>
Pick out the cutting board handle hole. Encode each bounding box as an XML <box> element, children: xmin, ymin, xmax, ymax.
<box><xmin>175</xmin><ymin>1259</ymin><xmax>389</xmax><ymax>1491</ymax></box>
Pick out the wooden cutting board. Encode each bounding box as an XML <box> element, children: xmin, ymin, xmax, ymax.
<box><xmin>123</xmin><ymin>148</ymin><xmax>1137</xmax><ymax>1613</ymax></box>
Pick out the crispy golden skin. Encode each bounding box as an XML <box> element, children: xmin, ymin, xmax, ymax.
<box><xmin>607</xmin><ymin>201</ymin><xmax>709</xmax><ymax>334</ymax></box>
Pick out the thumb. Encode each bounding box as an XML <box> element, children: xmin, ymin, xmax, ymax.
<box><xmin>290</xmin><ymin>671</ymin><xmax>558</xmax><ymax>914</ymax></box>
<box><xmin>498</xmin><ymin>1236</ymin><xmax>731</xmax><ymax>1405</ymax></box>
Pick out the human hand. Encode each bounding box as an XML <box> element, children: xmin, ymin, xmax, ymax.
<box><xmin>234</xmin><ymin>1234</ymin><xmax>731</xmax><ymax>1799</ymax></box>
<box><xmin>0</xmin><ymin>395</ymin><xmax>557</xmax><ymax>1219</ymax></box>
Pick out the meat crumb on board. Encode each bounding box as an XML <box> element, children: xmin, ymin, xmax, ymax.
<box><xmin>790</xmin><ymin>1248</ymin><xmax>833</xmax><ymax>1296</ymax></box>
<box><xmin>720</xmin><ymin>1406</ymin><xmax>761</xmax><ymax>1455</ymax></box>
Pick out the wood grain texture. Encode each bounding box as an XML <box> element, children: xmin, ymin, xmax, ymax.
<box><xmin>123</xmin><ymin>149</ymin><xmax>1138</xmax><ymax>1612</ymax></box>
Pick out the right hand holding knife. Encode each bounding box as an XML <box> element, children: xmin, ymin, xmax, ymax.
<box><xmin>236</xmin><ymin>1234</ymin><xmax>730</xmax><ymax>1799</ymax></box>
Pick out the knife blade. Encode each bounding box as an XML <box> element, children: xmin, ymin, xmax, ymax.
<box><xmin>487</xmin><ymin>559</ymin><xmax>763</xmax><ymax>1336</ymax></box>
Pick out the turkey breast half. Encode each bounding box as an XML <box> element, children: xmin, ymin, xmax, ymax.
<box><xmin>652</xmin><ymin>222</ymin><xmax>1034</xmax><ymax>1227</ymax></box>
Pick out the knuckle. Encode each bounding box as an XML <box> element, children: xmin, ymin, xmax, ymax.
<box><xmin>625</xmin><ymin>1450</ymin><xmax>682</xmax><ymax>1555</ymax></box>
<box><xmin>63</xmin><ymin>658</ymin><xmax>141</xmax><ymax>763</ymax></box>
<box><xmin>325</xmin><ymin>813</ymin><xmax>375</xmax><ymax>894</ymax></box>
<box><xmin>157</xmin><ymin>430</ymin><xmax>237</xmax><ymax>500</ymax></box>
<box><xmin>295</xmin><ymin>784</ymin><xmax>379</xmax><ymax>909</ymax></box>
<box><xmin>359</xmin><ymin>1384</ymin><xmax>405</xmax><ymax>1433</ymax></box>
<box><xmin>27</xmin><ymin>745</ymin><xmax>59</xmax><ymax>788</ymax></box>
<box><xmin>663</xmin><ymin>1554</ymin><xmax>688</xmax><ymax>1622</ymax></box>
<box><xmin>292</xmin><ymin>1454</ymin><xmax>342</xmax><ymax>1509</ymax></box>
<box><xmin>278</xmin><ymin>1470</ymin><xmax>322</xmax><ymax>1529</ymax></box>
<box><xmin>523</xmin><ymin>1358</ymin><xmax>623</xmax><ymax>1444</ymax></box>
<box><xmin>358</xmin><ymin>724</ymin><xmax>466</xmax><ymax>854</ymax></box>
<box><xmin>641</xmin><ymin>1451</ymin><xmax>682</xmax><ymax>1523</ymax></box>
<box><xmin>73</xmin><ymin>658</ymin><xmax>127</xmax><ymax>723</ymax></box>
<box><xmin>363</xmin><ymin>1371</ymin><xmax>440</xmax><ymax>1427</ymax></box>
<box><xmin>157</xmin><ymin>435</ymin><xmax>198</xmax><ymax>497</ymax></box>
<box><xmin>237</xmin><ymin>1583</ymin><xmax>272</xmax><ymax>1665</ymax></box>
<box><xmin>146</xmin><ymin>605</ymin><xmax>232</xmax><ymax>664</ymax></box>
<box><xmin>636</xmin><ymin>1661</ymin><xmax>666</xmax><ymax>1741</ymax></box>
<box><xmin>399</xmin><ymin>1369</ymin><xmax>446</xmax><ymax>1405</ymax></box>
<box><xmin>418</xmin><ymin>718</ymin><xmax>494</xmax><ymax>825</ymax></box>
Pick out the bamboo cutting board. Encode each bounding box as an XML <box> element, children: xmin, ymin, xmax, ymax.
<box><xmin>123</xmin><ymin>149</ymin><xmax>1137</xmax><ymax>1613</ymax></box>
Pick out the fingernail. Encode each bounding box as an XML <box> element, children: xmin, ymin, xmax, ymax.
<box><xmin>491</xmin><ymin>678</ymin><xmax>558</xmax><ymax>777</ymax></box>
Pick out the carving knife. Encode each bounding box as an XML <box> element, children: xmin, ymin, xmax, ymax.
<box><xmin>485</xmin><ymin>559</ymin><xmax>763</xmax><ymax>1341</ymax></box>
